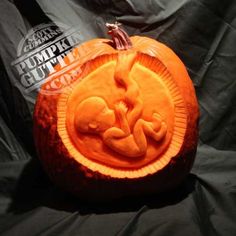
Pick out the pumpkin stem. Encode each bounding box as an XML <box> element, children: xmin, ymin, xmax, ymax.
<box><xmin>106</xmin><ymin>22</ymin><xmax>132</xmax><ymax>50</ymax></box>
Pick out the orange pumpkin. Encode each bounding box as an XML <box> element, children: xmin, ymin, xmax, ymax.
<box><xmin>33</xmin><ymin>23</ymin><xmax>199</xmax><ymax>201</ymax></box>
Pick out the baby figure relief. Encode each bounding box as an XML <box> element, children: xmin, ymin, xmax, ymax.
<box><xmin>75</xmin><ymin>97</ymin><xmax>167</xmax><ymax>158</ymax></box>
<box><xmin>63</xmin><ymin>51</ymin><xmax>181</xmax><ymax>168</ymax></box>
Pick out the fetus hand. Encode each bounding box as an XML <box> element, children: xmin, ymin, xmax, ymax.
<box><xmin>115</xmin><ymin>101</ymin><xmax>128</xmax><ymax>116</ymax></box>
<box><xmin>114</xmin><ymin>101</ymin><xmax>130</xmax><ymax>134</ymax></box>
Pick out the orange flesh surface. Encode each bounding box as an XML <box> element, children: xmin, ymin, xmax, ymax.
<box><xmin>57</xmin><ymin>51</ymin><xmax>187</xmax><ymax>178</ymax></box>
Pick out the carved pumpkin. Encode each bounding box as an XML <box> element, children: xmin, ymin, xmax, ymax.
<box><xmin>33</xmin><ymin>23</ymin><xmax>199</xmax><ymax>201</ymax></box>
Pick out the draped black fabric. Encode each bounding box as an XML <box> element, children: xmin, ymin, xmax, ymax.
<box><xmin>0</xmin><ymin>0</ymin><xmax>235</xmax><ymax>235</ymax></box>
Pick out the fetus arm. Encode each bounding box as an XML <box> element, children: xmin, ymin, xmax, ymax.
<box><xmin>114</xmin><ymin>102</ymin><xmax>130</xmax><ymax>135</ymax></box>
<box><xmin>103</xmin><ymin>102</ymin><xmax>130</xmax><ymax>141</ymax></box>
<box><xmin>126</xmin><ymin>95</ymin><xmax>143</xmax><ymax>131</ymax></box>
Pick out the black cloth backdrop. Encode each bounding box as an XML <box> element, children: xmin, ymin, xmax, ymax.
<box><xmin>0</xmin><ymin>0</ymin><xmax>236</xmax><ymax>235</ymax></box>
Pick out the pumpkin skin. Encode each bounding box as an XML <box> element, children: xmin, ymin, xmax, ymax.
<box><xmin>33</xmin><ymin>24</ymin><xmax>199</xmax><ymax>201</ymax></box>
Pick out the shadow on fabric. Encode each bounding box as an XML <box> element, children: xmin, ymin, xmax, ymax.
<box><xmin>7</xmin><ymin>155</ymin><xmax>197</xmax><ymax>215</ymax></box>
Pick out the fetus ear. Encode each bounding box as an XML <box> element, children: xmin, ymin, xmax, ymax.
<box><xmin>89</xmin><ymin>123</ymin><xmax>98</xmax><ymax>130</ymax></box>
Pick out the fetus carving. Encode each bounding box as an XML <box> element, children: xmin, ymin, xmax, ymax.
<box><xmin>75</xmin><ymin>96</ymin><xmax>167</xmax><ymax>157</ymax></box>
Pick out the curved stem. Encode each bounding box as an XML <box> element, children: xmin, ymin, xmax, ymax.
<box><xmin>106</xmin><ymin>22</ymin><xmax>132</xmax><ymax>50</ymax></box>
